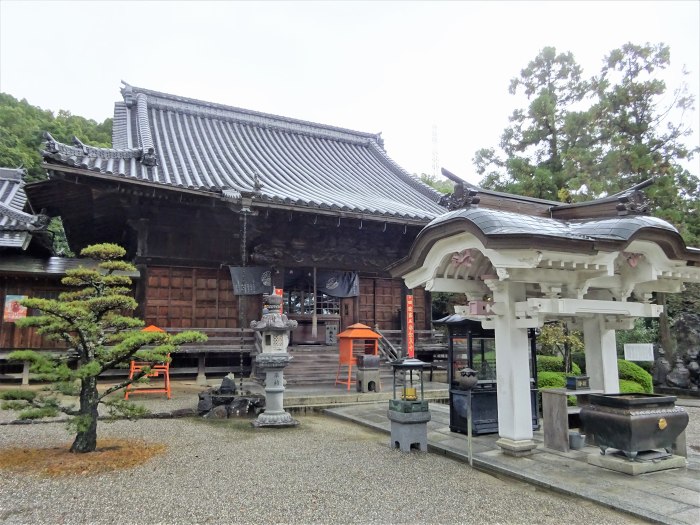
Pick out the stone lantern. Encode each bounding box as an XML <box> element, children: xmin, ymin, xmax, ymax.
<box><xmin>250</xmin><ymin>294</ymin><xmax>298</xmax><ymax>427</ymax></box>
<box><xmin>387</xmin><ymin>357</ymin><xmax>431</xmax><ymax>452</ymax></box>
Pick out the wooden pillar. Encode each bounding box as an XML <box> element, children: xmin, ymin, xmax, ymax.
<box><xmin>21</xmin><ymin>360</ymin><xmax>30</xmax><ymax>386</ymax></box>
<box><xmin>311</xmin><ymin>266</ymin><xmax>318</xmax><ymax>339</ymax></box>
<box><xmin>583</xmin><ymin>316</ymin><xmax>619</xmax><ymax>393</ymax></box>
<box><xmin>196</xmin><ymin>353</ymin><xmax>207</xmax><ymax>386</ymax></box>
<box><xmin>490</xmin><ymin>281</ymin><xmax>536</xmax><ymax>456</ymax></box>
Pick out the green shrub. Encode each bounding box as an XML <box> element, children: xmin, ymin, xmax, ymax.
<box><xmin>619</xmin><ymin>379</ymin><xmax>646</xmax><ymax>394</ymax></box>
<box><xmin>0</xmin><ymin>390</ymin><xmax>36</xmax><ymax>401</ymax></box>
<box><xmin>617</xmin><ymin>359</ymin><xmax>653</xmax><ymax>393</ymax></box>
<box><xmin>536</xmin><ymin>355</ymin><xmax>581</xmax><ymax>375</ymax></box>
<box><xmin>537</xmin><ymin>371</ymin><xmax>566</xmax><ymax>389</ymax></box>
<box><xmin>634</xmin><ymin>361</ymin><xmax>653</xmax><ymax>374</ymax></box>
<box><xmin>571</xmin><ymin>352</ymin><xmax>586</xmax><ymax>374</ymax></box>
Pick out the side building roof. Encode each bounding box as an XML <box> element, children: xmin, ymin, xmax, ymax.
<box><xmin>0</xmin><ymin>167</ymin><xmax>49</xmax><ymax>250</ymax></box>
<box><xmin>41</xmin><ymin>83</ymin><xmax>445</xmax><ymax>222</ymax></box>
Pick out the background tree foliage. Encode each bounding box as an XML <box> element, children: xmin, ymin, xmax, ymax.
<box><xmin>472</xmin><ymin>42</ymin><xmax>699</xmax><ymax>353</ymax></box>
<box><xmin>474</xmin><ymin>42</ymin><xmax>699</xmax><ymax>246</ymax></box>
<box><xmin>0</xmin><ymin>93</ymin><xmax>112</xmax><ymax>183</ymax></box>
<box><xmin>0</xmin><ymin>244</ymin><xmax>205</xmax><ymax>453</ymax></box>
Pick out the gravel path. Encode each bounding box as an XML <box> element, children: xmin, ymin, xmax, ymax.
<box><xmin>0</xmin><ymin>415</ymin><xmax>646</xmax><ymax>525</ymax></box>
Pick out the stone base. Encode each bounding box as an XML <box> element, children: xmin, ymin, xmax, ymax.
<box><xmin>496</xmin><ymin>438</ymin><xmax>537</xmax><ymax>457</ymax></box>
<box><xmin>356</xmin><ymin>368</ymin><xmax>381</xmax><ymax>393</ymax></box>
<box><xmin>587</xmin><ymin>451</ymin><xmax>687</xmax><ymax>475</ymax></box>
<box><xmin>252</xmin><ymin>411</ymin><xmax>299</xmax><ymax>428</ymax></box>
<box><xmin>388</xmin><ymin>409</ymin><xmax>431</xmax><ymax>452</ymax></box>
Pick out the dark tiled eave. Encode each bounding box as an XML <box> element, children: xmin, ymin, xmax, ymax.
<box><xmin>41</xmin><ymin>83</ymin><xmax>446</xmax><ymax>222</ymax></box>
<box><xmin>0</xmin><ymin>167</ymin><xmax>46</xmax><ymax>249</ymax></box>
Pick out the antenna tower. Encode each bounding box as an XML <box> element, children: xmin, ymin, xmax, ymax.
<box><xmin>431</xmin><ymin>124</ymin><xmax>440</xmax><ymax>180</ymax></box>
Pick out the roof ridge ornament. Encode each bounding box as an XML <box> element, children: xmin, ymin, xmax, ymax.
<box><xmin>121</xmin><ymin>81</ymin><xmax>134</xmax><ymax>107</ymax></box>
<box><xmin>44</xmin><ymin>131</ymin><xmax>59</xmax><ymax>154</ymax></box>
<box><xmin>616</xmin><ymin>190</ymin><xmax>650</xmax><ymax>215</ymax></box>
<box><xmin>439</xmin><ymin>168</ymin><xmax>480</xmax><ymax>210</ymax></box>
<box><xmin>135</xmin><ymin>93</ymin><xmax>157</xmax><ymax>167</ymax></box>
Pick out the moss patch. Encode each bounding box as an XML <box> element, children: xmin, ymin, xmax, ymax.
<box><xmin>0</xmin><ymin>439</ymin><xmax>166</xmax><ymax>477</ymax></box>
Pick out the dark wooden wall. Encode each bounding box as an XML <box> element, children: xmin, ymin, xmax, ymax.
<box><xmin>0</xmin><ymin>276</ymin><xmax>66</xmax><ymax>350</ymax></box>
<box><xmin>359</xmin><ymin>277</ymin><xmax>427</xmax><ymax>331</ymax></box>
<box><xmin>142</xmin><ymin>267</ymin><xmax>428</xmax><ymax>333</ymax></box>
<box><xmin>143</xmin><ymin>266</ymin><xmax>262</xmax><ymax>329</ymax></box>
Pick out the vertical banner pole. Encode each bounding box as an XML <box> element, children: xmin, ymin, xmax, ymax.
<box><xmin>406</xmin><ymin>293</ymin><xmax>415</xmax><ymax>359</ymax></box>
<box><xmin>467</xmin><ymin>389</ymin><xmax>473</xmax><ymax>466</ymax></box>
<box><xmin>311</xmin><ymin>266</ymin><xmax>318</xmax><ymax>340</ymax></box>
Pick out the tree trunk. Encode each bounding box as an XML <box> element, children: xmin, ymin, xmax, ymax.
<box><xmin>70</xmin><ymin>376</ymin><xmax>99</xmax><ymax>453</ymax></box>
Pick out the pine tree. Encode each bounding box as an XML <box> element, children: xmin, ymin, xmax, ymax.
<box><xmin>0</xmin><ymin>244</ymin><xmax>206</xmax><ymax>453</ymax></box>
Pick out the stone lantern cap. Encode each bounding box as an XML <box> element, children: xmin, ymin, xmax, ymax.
<box><xmin>250</xmin><ymin>294</ymin><xmax>298</xmax><ymax>332</ymax></box>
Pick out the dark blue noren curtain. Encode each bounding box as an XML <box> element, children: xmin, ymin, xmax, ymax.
<box><xmin>317</xmin><ymin>270</ymin><xmax>359</xmax><ymax>298</ymax></box>
<box><xmin>283</xmin><ymin>269</ymin><xmax>359</xmax><ymax>298</ymax></box>
<box><xmin>229</xmin><ymin>266</ymin><xmax>273</xmax><ymax>295</ymax></box>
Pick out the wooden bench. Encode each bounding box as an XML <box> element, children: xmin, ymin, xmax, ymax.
<box><xmin>2</xmin><ymin>328</ymin><xmax>258</xmax><ymax>386</ymax></box>
<box><xmin>0</xmin><ymin>349</ymin><xmax>66</xmax><ymax>385</ymax></box>
<box><xmin>166</xmin><ymin>328</ymin><xmax>257</xmax><ymax>385</ymax></box>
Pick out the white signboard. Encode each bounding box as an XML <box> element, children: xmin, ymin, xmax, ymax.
<box><xmin>624</xmin><ymin>343</ymin><xmax>655</xmax><ymax>362</ymax></box>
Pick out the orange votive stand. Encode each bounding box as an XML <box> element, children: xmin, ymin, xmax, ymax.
<box><xmin>124</xmin><ymin>325</ymin><xmax>171</xmax><ymax>400</ymax></box>
<box><xmin>334</xmin><ymin>323</ymin><xmax>381</xmax><ymax>391</ymax></box>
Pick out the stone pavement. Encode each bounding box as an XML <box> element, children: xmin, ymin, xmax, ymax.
<box><xmin>325</xmin><ymin>402</ymin><xmax>700</xmax><ymax>525</ymax></box>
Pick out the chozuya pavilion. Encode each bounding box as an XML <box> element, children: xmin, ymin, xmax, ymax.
<box><xmin>389</xmin><ymin>170</ymin><xmax>700</xmax><ymax>457</ymax></box>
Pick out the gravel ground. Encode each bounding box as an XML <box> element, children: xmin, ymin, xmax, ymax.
<box><xmin>684</xmin><ymin>405</ymin><xmax>700</xmax><ymax>454</ymax></box>
<box><xmin>0</xmin><ymin>415</ymin><xmax>647</xmax><ymax>525</ymax></box>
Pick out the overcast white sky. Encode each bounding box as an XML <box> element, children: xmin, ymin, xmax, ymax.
<box><xmin>1</xmin><ymin>1</ymin><xmax>698</xmax><ymax>184</ymax></box>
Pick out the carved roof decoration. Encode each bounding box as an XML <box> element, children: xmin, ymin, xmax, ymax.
<box><xmin>41</xmin><ymin>82</ymin><xmax>445</xmax><ymax>221</ymax></box>
<box><xmin>437</xmin><ymin>170</ymin><xmax>657</xmax><ymax>221</ymax></box>
<box><xmin>0</xmin><ymin>167</ymin><xmax>49</xmax><ymax>250</ymax></box>
<box><xmin>390</xmin><ymin>204</ymin><xmax>700</xmax><ymax>283</ymax></box>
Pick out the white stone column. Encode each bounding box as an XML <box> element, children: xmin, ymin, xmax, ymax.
<box><xmin>490</xmin><ymin>281</ymin><xmax>536</xmax><ymax>456</ymax></box>
<box><xmin>583</xmin><ymin>316</ymin><xmax>619</xmax><ymax>393</ymax></box>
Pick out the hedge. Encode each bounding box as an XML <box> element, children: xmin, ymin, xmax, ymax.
<box><xmin>617</xmin><ymin>359</ymin><xmax>653</xmax><ymax>393</ymax></box>
<box><xmin>537</xmin><ymin>371</ymin><xmax>566</xmax><ymax>389</ymax></box>
<box><xmin>619</xmin><ymin>379</ymin><xmax>646</xmax><ymax>394</ymax></box>
<box><xmin>536</xmin><ymin>355</ymin><xmax>582</xmax><ymax>375</ymax></box>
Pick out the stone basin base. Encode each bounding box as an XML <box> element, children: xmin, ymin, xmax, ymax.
<box><xmin>587</xmin><ymin>452</ymin><xmax>686</xmax><ymax>476</ymax></box>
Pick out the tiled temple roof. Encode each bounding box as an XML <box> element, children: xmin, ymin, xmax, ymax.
<box><xmin>0</xmin><ymin>167</ymin><xmax>48</xmax><ymax>249</ymax></box>
<box><xmin>428</xmin><ymin>207</ymin><xmax>679</xmax><ymax>242</ymax></box>
<box><xmin>42</xmin><ymin>83</ymin><xmax>445</xmax><ymax>221</ymax></box>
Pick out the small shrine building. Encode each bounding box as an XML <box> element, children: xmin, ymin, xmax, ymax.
<box><xmin>390</xmin><ymin>171</ymin><xmax>700</xmax><ymax>455</ymax></box>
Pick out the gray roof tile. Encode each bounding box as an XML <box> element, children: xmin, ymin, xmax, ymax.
<box><xmin>42</xmin><ymin>83</ymin><xmax>445</xmax><ymax>221</ymax></box>
<box><xmin>0</xmin><ymin>167</ymin><xmax>42</xmax><ymax>249</ymax></box>
<box><xmin>428</xmin><ymin>207</ymin><xmax>679</xmax><ymax>242</ymax></box>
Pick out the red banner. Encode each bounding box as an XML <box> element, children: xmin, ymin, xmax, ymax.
<box><xmin>274</xmin><ymin>288</ymin><xmax>284</xmax><ymax>313</ymax></box>
<box><xmin>406</xmin><ymin>295</ymin><xmax>415</xmax><ymax>358</ymax></box>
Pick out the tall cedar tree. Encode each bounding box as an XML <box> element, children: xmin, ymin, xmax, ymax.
<box><xmin>474</xmin><ymin>43</ymin><xmax>699</xmax><ymax>244</ymax></box>
<box><xmin>473</xmin><ymin>42</ymin><xmax>699</xmax><ymax>352</ymax></box>
<box><xmin>1</xmin><ymin>244</ymin><xmax>206</xmax><ymax>453</ymax></box>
